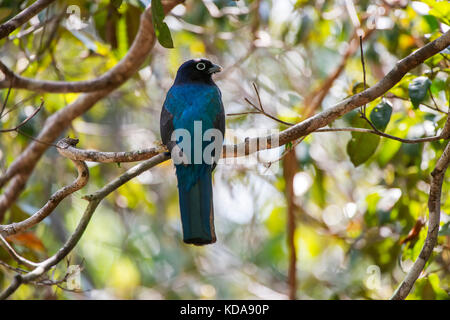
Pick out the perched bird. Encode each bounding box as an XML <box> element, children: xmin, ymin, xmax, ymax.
<box><xmin>160</xmin><ymin>59</ymin><xmax>225</xmax><ymax>245</ymax></box>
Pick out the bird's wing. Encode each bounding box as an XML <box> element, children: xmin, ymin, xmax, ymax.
<box><xmin>212</xmin><ymin>91</ymin><xmax>225</xmax><ymax>171</ymax></box>
<box><xmin>213</xmin><ymin>100</ymin><xmax>225</xmax><ymax>137</ymax></box>
<box><xmin>160</xmin><ymin>103</ymin><xmax>176</xmax><ymax>151</ymax></box>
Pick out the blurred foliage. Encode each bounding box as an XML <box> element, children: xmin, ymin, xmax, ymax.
<box><xmin>0</xmin><ymin>0</ymin><xmax>449</xmax><ymax>300</ymax></box>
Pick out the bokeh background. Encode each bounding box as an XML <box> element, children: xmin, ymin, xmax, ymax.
<box><xmin>0</xmin><ymin>0</ymin><xmax>449</xmax><ymax>299</ymax></box>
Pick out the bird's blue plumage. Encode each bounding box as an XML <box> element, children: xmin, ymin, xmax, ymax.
<box><xmin>160</xmin><ymin>59</ymin><xmax>225</xmax><ymax>245</ymax></box>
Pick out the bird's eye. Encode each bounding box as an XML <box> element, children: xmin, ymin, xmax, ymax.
<box><xmin>196</xmin><ymin>62</ymin><xmax>206</xmax><ymax>71</ymax></box>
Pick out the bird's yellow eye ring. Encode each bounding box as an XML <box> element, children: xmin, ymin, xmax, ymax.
<box><xmin>196</xmin><ymin>62</ymin><xmax>206</xmax><ymax>71</ymax></box>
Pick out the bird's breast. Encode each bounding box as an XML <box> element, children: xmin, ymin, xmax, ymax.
<box><xmin>166</xmin><ymin>84</ymin><xmax>222</xmax><ymax>129</ymax></box>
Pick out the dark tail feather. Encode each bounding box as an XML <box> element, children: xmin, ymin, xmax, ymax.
<box><xmin>178</xmin><ymin>170</ymin><xmax>216</xmax><ymax>245</ymax></box>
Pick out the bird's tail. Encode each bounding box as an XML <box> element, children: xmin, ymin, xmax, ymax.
<box><xmin>177</xmin><ymin>170</ymin><xmax>216</xmax><ymax>245</ymax></box>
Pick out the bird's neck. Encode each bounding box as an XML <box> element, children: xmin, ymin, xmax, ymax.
<box><xmin>173</xmin><ymin>75</ymin><xmax>215</xmax><ymax>86</ymax></box>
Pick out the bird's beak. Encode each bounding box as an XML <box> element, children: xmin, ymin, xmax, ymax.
<box><xmin>208</xmin><ymin>64</ymin><xmax>222</xmax><ymax>74</ymax></box>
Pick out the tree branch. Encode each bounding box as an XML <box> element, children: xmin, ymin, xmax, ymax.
<box><xmin>0</xmin><ymin>154</ymin><xmax>89</xmax><ymax>237</ymax></box>
<box><xmin>55</xmin><ymin>138</ymin><xmax>167</xmax><ymax>163</ymax></box>
<box><xmin>0</xmin><ymin>0</ymin><xmax>56</xmax><ymax>40</ymax></box>
<box><xmin>391</xmin><ymin>141</ymin><xmax>450</xmax><ymax>300</ymax></box>
<box><xmin>0</xmin><ymin>0</ymin><xmax>184</xmax><ymax>221</ymax></box>
<box><xmin>314</xmin><ymin>127</ymin><xmax>447</xmax><ymax>144</ymax></box>
<box><xmin>222</xmin><ymin>30</ymin><xmax>450</xmax><ymax>158</ymax></box>
<box><xmin>0</xmin><ymin>2</ymin><xmax>185</xmax><ymax>92</ymax></box>
<box><xmin>0</xmin><ymin>233</ymin><xmax>39</xmax><ymax>269</ymax></box>
<box><xmin>0</xmin><ymin>153</ymin><xmax>169</xmax><ymax>299</ymax></box>
<box><xmin>0</xmin><ymin>98</ymin><xmax>43</xmax><ymax>133</ymax></box>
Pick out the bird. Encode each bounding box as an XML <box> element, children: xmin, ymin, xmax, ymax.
<box><xmin>160</xmin><ymin>58</ymin><xmax>225</xmax><ymax>245</ymax></box>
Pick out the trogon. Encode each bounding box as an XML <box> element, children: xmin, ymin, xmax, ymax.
<box><xmin>160</xmin><ymin>59</ymin><xmax>225</xmax><ymax>245</ymax></box>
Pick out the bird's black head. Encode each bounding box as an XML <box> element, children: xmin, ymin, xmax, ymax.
<box><xmin>173</xmin><ymin>59</ymin><xmax>222</xmax><ymax>85</ymax></box>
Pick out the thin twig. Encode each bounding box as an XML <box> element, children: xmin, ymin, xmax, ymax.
<box><xmin>253</xmin><ymin>83</ymin><xmax>264</xmax><ymax>112</ymax></box>
<box><xmin>0</xmin><ymin>260</ymin><xmax>28</xmax><ymax>274</ymax></box>
<box><xmin>0</xmin><ymin>0</ymin><xmax>57</xmax><ymax>40</ymax></box>
<box><xmin>428</xmin><ymin>87</ymin><xmax>441</xmax><ymax>112</ymax></box>
<box><xmin>238</xmin><ymin>83</ymin><xmax>295</xmax><ymax>126</ymax></box>
<box><xmin>0</xmin><ymin>98</ymin><xmax>44</xmax><ymax>133</ymax></box>
<box><xmin>0</xmin><ymin>233</ymin><xmax>39</xmax><ymax>268</ymax></box>
<box><xmin>227</xmin><ymin>111</ymin><xmax>261</xmax><ymax>116</ymax></box>
<box><xmin>315</xmin><ymin>127</ymin><xmax>445</xmax><ymax>143</ymax></box>
<box><xmin>0</xmin><ymin>81</ymin><xmax>13</xmax><ymax>119</ymax></box>
<box><xmin>386</xmin><ymin>92</ymin><xmax>447</xmax><ymax>113</ymax></box>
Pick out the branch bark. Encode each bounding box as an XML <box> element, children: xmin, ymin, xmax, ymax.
<box><xmin>55</xmin><ymin>138</ymin><xmax>167</xmax><ymax>163</ymax></box>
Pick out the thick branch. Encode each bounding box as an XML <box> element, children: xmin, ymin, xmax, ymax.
<box><xmin>0</xmin><ymin>0</ymin><xmax>56</xmax><ymax>40</ymax></box>
<box><xmin>391</xmin><ymin>141</ymin><xmax>450</xmax><ymax>300</ymax></box>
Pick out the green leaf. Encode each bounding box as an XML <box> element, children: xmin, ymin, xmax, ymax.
<box><xmin>151</xmin><ymin>0</ymin><xmax>174</xmax><ymax>48</ymax></box>
<box><xmin>370</xmin><ymin>101</ymin><xmax>393</xmax><ymax>132</ymax></box>
<box><xmin>155</xmin><ymin>22</ymin><xmax>174</xmax><ymax>48</ymax></box>
<box><xmin>346</xmin><ymin>116</ymin><xmax>380</xmax><ymax>167</ymax></box>
<box><xmin>151</xmin><ymin>0</ymin><xmax>164</xmax><ymax>22</ymax></box>
<box><xmin>408</xmin><ymin>76</ymin><xmax>431</xmax><ymax>109</ymax></box>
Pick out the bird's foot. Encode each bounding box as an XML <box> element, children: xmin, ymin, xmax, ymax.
<box><xmin>155</xmin><ymin>140</ymin><xmax>169</xmax><ymax>153</ymax></box>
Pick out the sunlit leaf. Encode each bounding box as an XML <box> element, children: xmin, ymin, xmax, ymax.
<box><xmin>422</xmin><ymin>0</ymin><xmax>450</xmax><ymax>25</ymax></box>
